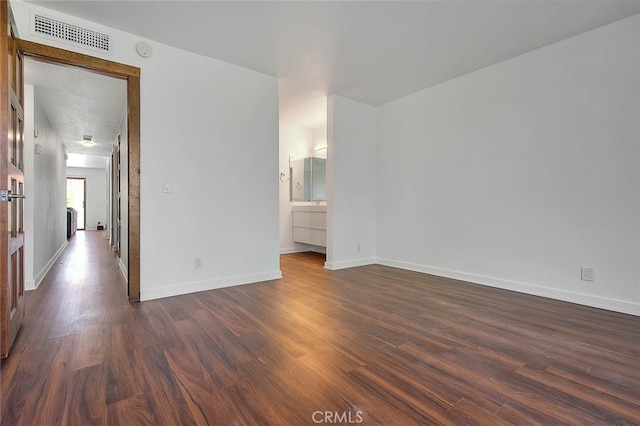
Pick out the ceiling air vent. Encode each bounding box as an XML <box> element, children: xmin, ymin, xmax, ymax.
<box><xmin>32</xmin><ymin>13</ymin><xmax>110</xmax><ymax>53</ymax></box>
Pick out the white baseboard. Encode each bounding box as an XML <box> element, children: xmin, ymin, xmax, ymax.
<box><xmin>26</xmin><ymin>241</ymin><xmax>68</xmax><ymax>291</ymax></box>
<box><xmin>280</xmin><ymin>244</ymin><xmax>326</xmax><ymax>254</ymax></box>
<box><xmin>376</xmin><ymin>257</ymin><xmax>640</xmax><ymax>317</ymax></box>
<box><xmin>140</xmin><ymin>270</ymin><xmax>283</xmax><ymax>301</ymax></box>
<box><xmin>280</xmin><ymin>247</ymin><xmax>308</xmax><ymax>254</ymax></box>
<box><xmin>118</xmin><ymin>257</ymin><xmax>128</xmax><ymax>282</ymax></box>
<box><xmin>325</xmin><ymin>257</ymin><xmax>376</xmax><ymax>271</ymax></box>
<box><xmin>25</xmin><ymin>279</ymin><xmax>36</xmax><ymax>291</ymax></box>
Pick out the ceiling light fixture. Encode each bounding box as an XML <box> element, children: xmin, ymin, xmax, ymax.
<box><xmin>80</xmin><ymin>135</ymin><xmax>96</xmax><ymax>147</ymax></box>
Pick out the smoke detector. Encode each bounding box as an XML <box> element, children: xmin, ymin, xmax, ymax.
<box><xmin>135</xmin><ymin>41</ymin><xmax>153</xmax><ymax>58</ymax></box>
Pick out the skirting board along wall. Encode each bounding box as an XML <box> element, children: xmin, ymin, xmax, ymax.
<box><xmin>376</xmin><ymin>257</ymin><xmax>639</xmax><ymax>316</ymax></box>
<box><xmin>26</xmin><ymin>241</ymin><xmax>68</xmax><ymax>291</ymax></box>
<box><xmin>141</xmin><ymin>270</ymin><xmax>283</xmax><ymax>301</ymax></box>
<box><xmin>119</xmin><ymin>257</ymin><xmax>128</xmax><ymax>283</ymax></box>
<box><xmin>280</xmin><ymin>245</ymin><xmax>327</xmax><ymax>255</ymax></box>
<box><xmin>324</xmin><ymin>257</ymin><xmax>376</xmax><ymax>271</ymax></box>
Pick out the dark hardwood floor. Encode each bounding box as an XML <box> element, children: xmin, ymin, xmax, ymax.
<box><xmin>1</xmin><ymin>231</ymin><xmax>639</xmax><ymax>425</ymax></box>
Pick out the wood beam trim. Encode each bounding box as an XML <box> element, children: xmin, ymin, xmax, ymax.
<box><xmin>127</xmin><ymin>75</ymin><xmax>140</xmax><ymax>302</ymax></box>
<box><xmin>17</xmin><ymin>39</ymin><xmax>140</xmax><ymax>79</ymax></box>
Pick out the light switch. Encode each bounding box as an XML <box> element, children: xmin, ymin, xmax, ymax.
<box><xmin>162</xmin><ymin>180</ymin><xmax>171</xmax><ymax>193</ymax></box>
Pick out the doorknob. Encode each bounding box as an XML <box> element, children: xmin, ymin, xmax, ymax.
<box><xmin>0</xmin><ymin>189</ymin><xmax>26</xmax><ymax>202</ymax></box>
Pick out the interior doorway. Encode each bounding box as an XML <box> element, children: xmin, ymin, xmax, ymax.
<box><xmin>19</xmin><ymin>39</ymin><xmax>141</xmax><ymax>301</ymax></box>
<box><xmin>66</xmin><ymin>177</ymin><xmax>86</xmax><ymax>230</ymax></box>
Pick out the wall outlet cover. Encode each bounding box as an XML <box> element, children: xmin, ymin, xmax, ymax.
<box><xmin>581</xmin><ymin>266</ymin><xmax>594</xmax><ymax>282</ymax></box>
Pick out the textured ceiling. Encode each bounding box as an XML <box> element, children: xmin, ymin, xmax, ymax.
<box><xmin>24</xmin><ymin>59</ymin><xmax>126</xmax><ymax>158</ymax></box>
<box><xmin>22</xmin><ymin>0</ymin><xmax>640</xmax><ymax>132</ymax></box>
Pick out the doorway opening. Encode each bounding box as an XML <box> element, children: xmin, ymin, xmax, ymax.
<box><xmin>19</xmin><ymin>39</ymin><xmax>140</xmax><ymax>301</ymax></box>
<box><xmin>278</xmin><ymin>91</ymin><xmax>328</xmax><ymax>264</ymax></box>
<box><xmin>66</xmin><ymin>177</ymin><xmax>86</xmax><ymax>230</ymax></box>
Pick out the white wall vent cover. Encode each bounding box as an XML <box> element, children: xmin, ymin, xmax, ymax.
<box><xmin>30</xmin><ymin>11</ymin><xmax>111</xmax><ymax>53</ymax></box>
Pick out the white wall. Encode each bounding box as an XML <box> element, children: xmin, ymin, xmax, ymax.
<box><xmin>66</xmin><ymin>167</ymin><xmax>108</xmax><ymax>230</ymax></box>
<box><xmin>119</xmin><ymin>111</ymin><xmax>129</xmax><ymax>280</ymax></box>
<box><xmin>376</xmin><ymin>15</ymin><xmax>640</xmax><ymax>315</ymax></box>
<box><xmin>12</xmin><ymin>0</ymin><xmax>281</xmax><ymax>301</ymax></box>
<box><xmin>24</xmin><ymin>85</ymin><xmax>34</xmax><ymax>289</ymax></box>
<box><xmin>24</xmin><ymin>85</ymin><xmax>68</xmax><ymax>290</ymax></box>
<box><xmin>326</xmin><ymin>95</ymin><xmax>377</xmax><ymax>270</ymax></box>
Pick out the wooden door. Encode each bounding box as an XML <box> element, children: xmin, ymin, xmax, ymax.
<box><xmin>1</xmin><ymin>0</ymin><xmax>25</xmax><ymax>359</ymax></box>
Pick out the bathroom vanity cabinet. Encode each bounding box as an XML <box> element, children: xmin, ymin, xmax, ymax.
<box><xmin>292</xmin><ymin>205</ymin><xmax>326</xmax><ymax>247</ymax></box>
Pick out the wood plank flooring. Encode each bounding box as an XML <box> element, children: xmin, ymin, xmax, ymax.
<box><xmin>1</xmin><ymin>231</ymin><xmax>639</xmax><ymax>425</ymax></box>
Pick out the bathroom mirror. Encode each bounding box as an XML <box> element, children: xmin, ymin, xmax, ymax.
<box><xmin>290</xmin><ymin>157</ymin><xmax>326</xmax><ymax>201</ymax></box>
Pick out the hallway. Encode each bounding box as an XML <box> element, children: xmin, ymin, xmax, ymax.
<box><xmin>9</xmin><ymin>230</ymin><xmax>128</xmax><ymax>362</ymax></box>
<box><xmin>1</xmin><ymin>231</ymin><xmax>130</xmax><ymax>423</ymax></box>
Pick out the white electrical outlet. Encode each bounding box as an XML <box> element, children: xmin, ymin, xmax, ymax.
<box><xmin>195</xmin><ymin>258</ymin><xmax>203</xmax><ymax>269</ymax></box>
<box><xmin>356</xmin><ymin>243</ymin><xmax>361</xmax><ymax>252</ymax></box>
<box><xmin>581</xmin><ymin>266</ymin><xmax>594</xmax><ymax>282</ymax></box>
